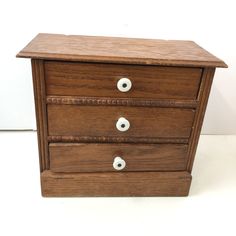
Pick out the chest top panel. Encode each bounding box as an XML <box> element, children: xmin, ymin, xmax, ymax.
<box><xmin>17</xmin><ymin>33</ymin><xmax>227</xmax><ymax>68</ymax></box>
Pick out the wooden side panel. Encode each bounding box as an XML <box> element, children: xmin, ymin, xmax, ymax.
<box><xmin>187</xmin><ymin>68</ymin><xmax>215</xmax><ymax>172</ymax></box>
<box><xmin>49</xmin><ymin>143</ymin><xmax>188</xmax><ymax>172</ymax></box>
<box><xmin>41</xmin><ymin>170</ymin><xmax>192</xmax><ymax>197</ymax></box>
<box><xmin>45</xmin><ymin>62</ymin><xmax>202</xmax><ymax>100</ymax></box>
<box><xmin>31</xmin><ymin>60</ymin><xmax>49</xmax><ymax>171</ymax></box>
<box><xmin>47</xmin><ymin>105</ymin><xmax>195</xmax><ymax>138</ymax></box>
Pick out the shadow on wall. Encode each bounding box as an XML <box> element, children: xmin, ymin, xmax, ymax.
<box><xmin>202</xmin><ymin>83</ymin><xmax>236</xmax><ymax>135</ymax></box>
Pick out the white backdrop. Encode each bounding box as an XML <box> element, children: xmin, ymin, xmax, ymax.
<box><xmin>0</xmin><ymin>0</ymin><xmax>235</xmax><ymax>134</ymax></box>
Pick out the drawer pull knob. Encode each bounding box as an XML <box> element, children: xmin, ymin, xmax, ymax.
<box><xmin>113</xmin><ymin>156</ymin><xmax>126</xmax><ymax>170</ymax></box>
<box><xmin>116</xmin><ymin>117</ymin><xmax>130</xmax><ymax>132</ymax></box>
<box><xmin>117</xmin><ymin>78</ymin><xmax>132</xmax><ymax>92</ymax></box>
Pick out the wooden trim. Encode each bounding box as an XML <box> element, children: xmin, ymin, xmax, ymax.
<box><xmin>46</xmin><ymin>96</ymin><xmax>198</xmax><ymax>108</ymax></box>
<box><xmin>41</xmin><ymin>170</ymin><xmax>192</xmax><ymax>197</ymax></box>
<box><xmin>48</xmin><ymin>135</ymin><xmax>189</xmax><ymax>144</ymax></box>
<box><xmin>186</xmin><ymin>68</ymin><xmax>215</xmax><ymax>172</ymax></box>
<box><xmin>18</xmin><ymin>54</ymin><xmax>227</xmax><ymax>68</ymax></box>
<box><xmin>31</xmin><ymin>60</ymin><xmax>49</xmax><ymax>171</ymax></box>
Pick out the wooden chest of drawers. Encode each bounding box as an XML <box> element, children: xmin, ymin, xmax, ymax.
<box><xmin>17</xmin><ymin>33</ymin><xmax>227</xmax><ymax>196</ymax></box>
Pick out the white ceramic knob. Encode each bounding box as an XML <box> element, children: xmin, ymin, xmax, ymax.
<box><xmin>117</xmin><ymin>78</ymin><xmax>132</xmax><ymax>92</ymax></box>
<box><xmin>113</xmin><ymin>156</ymin><xmax>126</xmax><ymax>170</ymax></box>
<box><xmin>116</xmin><ymin>117</ymin><xmax>130</xmax><ymax>132</ymax></box>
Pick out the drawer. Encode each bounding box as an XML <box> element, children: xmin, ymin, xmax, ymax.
<box><xmin>45</xmin><ymin>61</ymin><xmax>202</xmax><ymax>100</ymax></box>
<box><xmin>47</xmin><ymin>105</ymin><xmax>195</xmax><ymax>138</ymax></box>
<box><xmin>49</xmin><ymin>143</ymin><xmax>188</xmax><ymax>172</ymax></box>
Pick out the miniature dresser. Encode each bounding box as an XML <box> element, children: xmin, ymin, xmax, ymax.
<box><xmin>17</xmin><ymin>34</ymin><xmax>227</xmax><ymax>196</ymax></box>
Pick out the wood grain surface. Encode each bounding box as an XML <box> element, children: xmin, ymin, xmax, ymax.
<box><xmin>45</xmin><ymin>61</ymin><xmax>202</xmax><ymax>99</ymax></box>
<box><xmin>17</xmin><ymin>33</ymin><xmax>227</xmax><ymax>67</ymax></box>
<box><xmin>17</xmin><ymin>32</ymin><xmax>227</xmax><ymax>197</ymax></box>
<box><xmin>49</xmin><ymin>143</ymin><xmax>188</xmax><ymax>172</ymax></box>
<box><xmin>47</xmin><ymin>105</ymin><xmax>195</xmax><ymax>138</ymax></box>
<box><xmin>31</xmin><ymin>60</ymin><xmax>49</xmax><ymax>171</ymax></box>
<box><xmin>187</xmin><ymin>68</ymin><xmax>216</xmax><ymax>172</ymax></box>
<box><xmin>41</xmin><ymin>170</ymin><xmax>192</xmax><ymax>197</ymax></box>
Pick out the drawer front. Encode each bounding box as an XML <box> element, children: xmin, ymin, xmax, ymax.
<box><xmin>45</xmin><ymin>61</ymin><xmax>202</xmax><ymax>100</ymax></box>
<box><xmin>49</xmin><ymin>143</ymin><xmax>188</xmax><ymax>172</ymax></box>
<box><xmin>47</xmin><ymin>105</ymin><xmax>195</xmax><ymax>138</ymax></box>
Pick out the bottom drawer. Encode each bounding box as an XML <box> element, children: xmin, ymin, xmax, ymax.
<box><xmin>41</xmin><ymin>170</ymin><xmax>192</xmax><ymax>197</ymax></box>
<box><xmin>49</xmin><ymin>143</ymin><xmax>188</xmax><ymax>172</ymax></box>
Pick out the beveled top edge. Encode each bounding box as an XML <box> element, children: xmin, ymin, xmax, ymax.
<box><xmin>17</xmin><ymin>33</ymin><xmax>228</xmax><ymax>68</ymax></box>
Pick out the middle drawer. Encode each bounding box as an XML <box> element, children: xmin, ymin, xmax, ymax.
<box><xmin>47</xmin><ymin>105</ymin><xmax>195</xmax><ymax>138</ymax></box>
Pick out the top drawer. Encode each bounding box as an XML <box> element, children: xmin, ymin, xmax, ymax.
<box><xmin>45</xmin><ymin>61</ymin><xmax>202</xmax><ymax>100</ymax></box>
